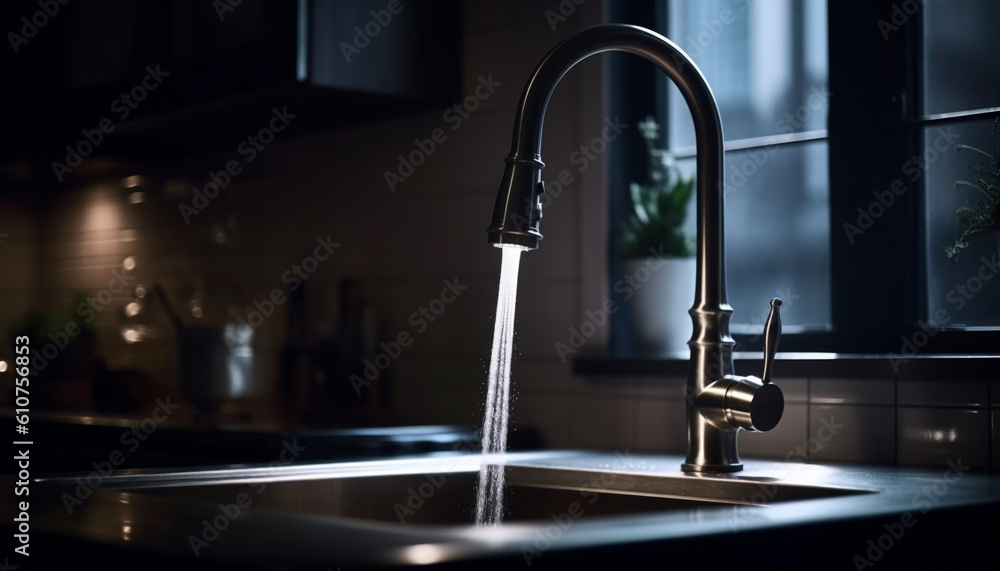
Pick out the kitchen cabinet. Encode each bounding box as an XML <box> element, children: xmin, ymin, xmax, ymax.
<box><xmin>2</xmin><ymin>0</ymin><xmax>462</xmax><ymax>170</ymax></box>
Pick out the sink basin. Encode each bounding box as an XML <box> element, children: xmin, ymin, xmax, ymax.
<box><xmin>11</xmin><ymin>451</ymin><xmax>1000</xmax><ymax>569</ymax></box>
<box><xmin>101</xmin><ymin>452</ymin><xmax>872</xmax><ymax>524</ymax></box>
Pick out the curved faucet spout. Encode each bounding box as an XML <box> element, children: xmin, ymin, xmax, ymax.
<box><xmin>488</xmin><ymin>24</ymin><xmax>781</xmax><ymax>473</ymax></box>
<box><xmin>487</xmin><ymin>24</ymin><xmax>726</xmax><ymax>311</ymax></box>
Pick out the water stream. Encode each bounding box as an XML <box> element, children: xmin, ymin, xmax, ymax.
<box><xmin>474</xmin><ymin>245</ymin><xmax>524</xmax><ymax>526</ymax></box>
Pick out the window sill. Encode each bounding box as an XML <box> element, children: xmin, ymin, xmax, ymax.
<box><xmin>572</xmin><ymin>352</ymin><xmax>1000</xmax><ymax>379</ymax></box>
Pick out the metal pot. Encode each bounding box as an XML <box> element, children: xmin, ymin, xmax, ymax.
<box><xmin>176</xmin><ymin>323</ymin><xmax>265</xmax><ymax>411</ymax></box>
<box><xmin>154</xmin><ymin>283</ymin><xmax>265</xmax><ymax>411</ymax></box>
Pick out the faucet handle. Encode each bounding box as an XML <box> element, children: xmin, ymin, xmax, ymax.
<box><xmin>761</xmin><ymin>298</ymin><xmax>782</xmax><ymax>384</ymax></box>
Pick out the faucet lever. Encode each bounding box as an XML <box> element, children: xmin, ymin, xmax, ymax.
<box><xmin>761</xmin><ymin>298</ymin><xmax>782</xmax><ymax>384</ymax></box>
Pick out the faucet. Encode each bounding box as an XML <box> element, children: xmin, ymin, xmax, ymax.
<box><xmin>486</xmin><ymin>24</ymin><xmax>784</xmax><ymax>473</ymax></box>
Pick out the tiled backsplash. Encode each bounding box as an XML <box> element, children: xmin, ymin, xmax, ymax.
<box><xmin>551</xmin><ymin>375</ymin><xmax>997</xmax><ymax>470</ymax></box>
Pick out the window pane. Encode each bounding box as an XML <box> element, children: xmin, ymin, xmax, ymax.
<box><xmin>924</xmin><ymin>119</ymin><xmax>1000</xmax><ymax>327</ymax></box>
<box><xmin>665</xmin><ymin>0</ymin><xmax>831</xmax><ymax>330</ymax></box>
<box><xmin>677</xmin><ymin>140</ymin><xmax>831</xmax><ymax>329</ymax></box>
<box><xmin>666</xmin><ymin>0</ymin><xmax>828</xmax><ymax>148</ymax></box>
<box><xmin>922</xmin><ymin>0</ymin><xmax>1000</xmax><ymax>116</ymax></box>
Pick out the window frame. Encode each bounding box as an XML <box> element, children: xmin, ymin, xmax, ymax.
<box><xmin>607</xmin><ymin>0</ymin><xmax>1000</xmax><ymax>357</ymax></box>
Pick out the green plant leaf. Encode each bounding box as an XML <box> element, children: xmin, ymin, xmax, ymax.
<box><xmin>944</xmin><ymin>119</ymin><xmax>1000</xmax><ymax>263</ymax></box>
<box><xmin>621</xmin><ymin>117</ymin><xmax>695</xmax><ymax>259</ymax></box>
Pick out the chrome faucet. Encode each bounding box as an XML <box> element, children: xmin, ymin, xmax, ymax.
<box><xmin>486</xmin><ymin>24</ymin><xmax>784</xmax><ymax>473</ymax></box>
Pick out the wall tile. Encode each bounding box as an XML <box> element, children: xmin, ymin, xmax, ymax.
<box><xmin>464</xmin><ymin>0</ymin><xmax>539</xmax><ymax>33</ymax></box>
<box><xmin>373</xmin><ymin>197</ymin><xmax>461</xmax><ymax>279</ymax></box>
<box><xmin>513</xmin><ymin>278</ymin><xmax>579</xmax><ymax>360</ymax></box>
<box><xmin>574</xmin><ymin>375</ymin><xmax>634</xmax><ymax>399</ymax></box>
<box><xmin>0</xmin><ymin>246</ymin><xmax>34</xmax><ymax>290</ymax></box>
<box><xmin>511</xmin><ymin>359</ymin><xmax>575</xmax><ymax>393</ymax></box>
<box><xmin>635</xmin><ymin>375</ymin><xmax>687</xmax><ymax>401</ymax></box>
<box><xmin>510</xmin><ymin>391</ymin><xmax>571</xmax><ymax>449</ymax></box>
<box><xmin>740</xmin><ymin>403</ymin><xmax>808</xmax><ymax>461</ymax></box>
<box><xmin>392</xmin><ymin>387</ymin><xmax>482</xmax><ymax>427</ymax></box>
<box><xmin>811</xmin><ymin>378</ymin><xmax>894</xmax><ymax>405</ymax></box>
<box><xmin>462</xmin><ymin>15</ymin><xmax>585</xmax><ymax>113</ymax></box>
<box><xmin>361</xmin><ymin>113</ymin><xmax>510</xmax><ymax>202</ymax></box>
<box><xmin>387</xmin><ymin>357</ymin><xmax>482</xmax><ymax>392</ymax></box>
<box><xmin>633</xmin><ymin>398</ymin><xmax>686</xmax><ymax>454</ymax></box>
<box><xmin>808</xmin><ymin>405</ymin><xmax>895</xmax><ymax>464</ymax></box>
<box><xmin>898</xmin><ymin>408</ymin><xmax>990</xmax><ymax>469</ymax></box>
<box><xmin>365</xmin><ymin>278</ymin><xmax>463</xmax><ymax>358</ymax></box>
<box><xmin>779</xmin><ymin>377</ymin><xmax>808</xmax><ymax>404</ymax></box>
<box><xmin>569</xmin><ymin>394</ymin><xmax>632</xmax><ymax>450</ymax></box>
<box><xmin>898</xmin><ymin>380</ymin><xmax>989</xmax><ymax>408</ymax></box>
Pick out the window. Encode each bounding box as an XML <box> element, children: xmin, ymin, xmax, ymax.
<box><xmin>608</xmin><ymin>0</ymin><xmax>1000</xmax><ymax>356</ymax></box>
<box><xmin>920</xmin><ymin>0</ymin><xmax>1000</xmax><ymax>329</ymax></box>
<box><xmin>663</xmin><ymin>0</ymin><xmax>830</xmax><ymax>334</ymax></box>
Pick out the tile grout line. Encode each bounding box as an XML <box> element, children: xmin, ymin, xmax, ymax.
<box><xmin>893</xmin><ymin>377</ymin><xmax>899</xmax><ymax>466</ymax></box>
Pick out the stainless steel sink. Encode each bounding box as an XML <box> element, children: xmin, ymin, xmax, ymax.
<box><xmin>12</xmin><ymin>451</ymin><xmax>1000</xmax><ymax>569</ymax></box>
<box><xmin>107</xmin><ymin>453</ymin><xmax>873</xmax><ymax>524</ymax></box>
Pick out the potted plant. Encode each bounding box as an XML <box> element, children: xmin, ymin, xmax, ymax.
<box><xmin>621</xmin><ymin>116</ymin><xmax>696</xmax><ymax>354</ymax></box>
<box><xmin>944</xmin><ymin>118</ymin><xmax>1000</xmax><ymax>264</ymax></box>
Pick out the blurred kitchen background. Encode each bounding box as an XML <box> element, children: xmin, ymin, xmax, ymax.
<box><xmin>1</xmin><ymin>0</ymin><xmax>998</xmax><ymax>471</ymax></box>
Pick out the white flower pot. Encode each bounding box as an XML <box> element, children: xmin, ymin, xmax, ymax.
<box><xmin>623</xmin><ymin>256</ymin><xmax>696</xmax><ymax>355</ymax></box>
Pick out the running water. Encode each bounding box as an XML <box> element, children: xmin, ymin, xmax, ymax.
<box><xmin>474</xmin><ymin>245</ymin><xmax>524</xmax><ymax>526</ymax></box>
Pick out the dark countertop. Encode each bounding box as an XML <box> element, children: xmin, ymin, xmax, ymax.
<box><xmin>1</xmin><ymin>410</ymin><xmax>485</xmax><ymax>472</ymax></box>
<box><xmin>5</xmin><ymin>451</ymin><xmax>999</xmax><ymax>569</ymax></box>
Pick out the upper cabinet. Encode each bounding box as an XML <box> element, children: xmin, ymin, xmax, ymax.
<box><xmin>2</xmin><ymin>0</ymin><xmax>463</xmax><ymax>172</ymax></box>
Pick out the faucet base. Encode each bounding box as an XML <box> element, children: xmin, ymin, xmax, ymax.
<box><xmin>682</xmin><ymin>462</ymin><xmax>743</xmax><ymax>473</ymax></box>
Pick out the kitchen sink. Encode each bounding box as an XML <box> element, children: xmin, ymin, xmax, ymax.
<box><xmin>11</xmin><ymin>451</ymin><xmax>1000</xmax><ymax>569</ymax></box>
<box><xmin>96</xmin><ymin>452</ymin><xmax>873</xmax><ymax>524</ymax></box>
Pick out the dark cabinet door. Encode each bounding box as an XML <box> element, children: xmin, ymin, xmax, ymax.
<box><xmin>2</xmin><ymin>0</ymin><xmax>461</xmax><ymax>167</ymax></box>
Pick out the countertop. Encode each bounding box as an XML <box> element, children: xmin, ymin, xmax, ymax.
<box><xmin>1</xmin><ymin>409</ymin><xmax>485</xmax><ymax>472</ymax></box>
<box><xmin>4</xmin><ymin>450</ymin><xmax>998</xmax><ymax>569</ymax></box>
